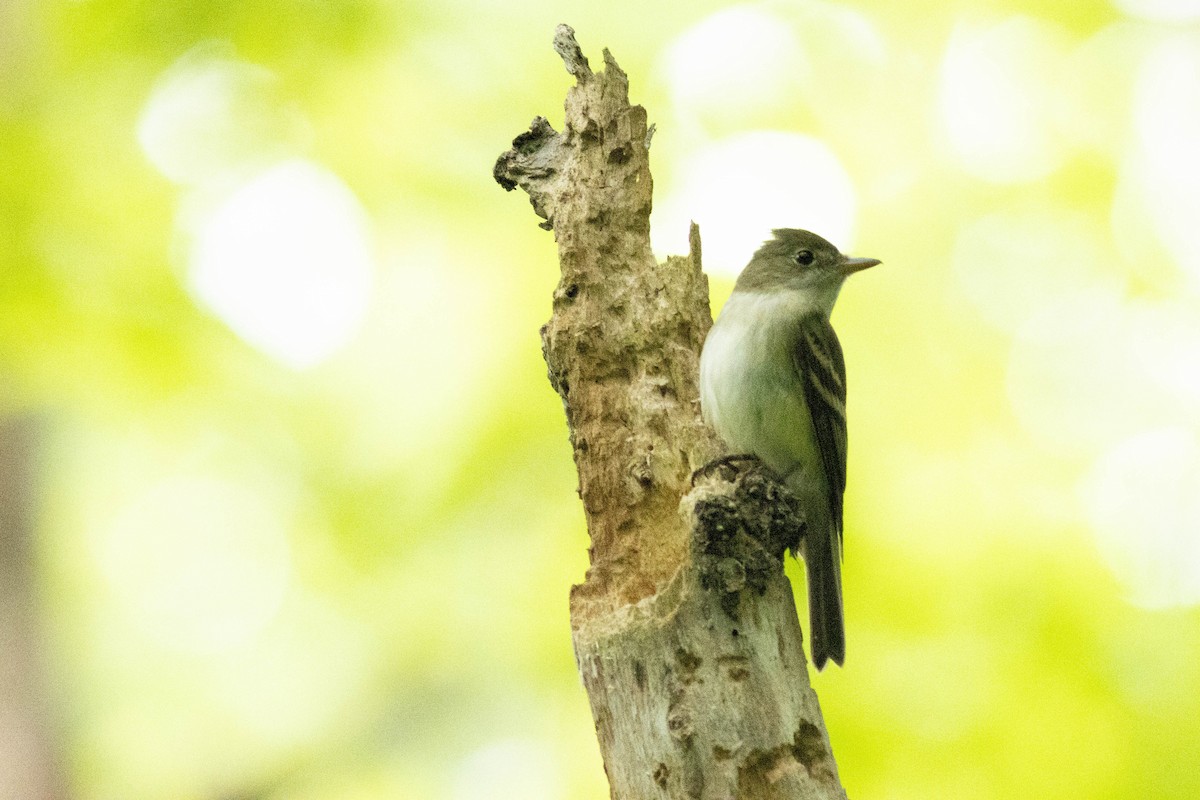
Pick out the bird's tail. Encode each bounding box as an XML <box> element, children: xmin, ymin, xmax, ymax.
<box><xmin>805</xmin><ymin>523</ymin><xmax>845</xmax><ymax>670</ymax></box>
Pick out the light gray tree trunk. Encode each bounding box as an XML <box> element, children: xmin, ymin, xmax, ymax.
<box><xmin>495</xmin><ymin>25</ymin><xmax>847</xmax><ymax>800</ymax></box>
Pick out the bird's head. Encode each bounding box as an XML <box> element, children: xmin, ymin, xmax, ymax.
<box><xmin>735</xmin><ymin>229</ymin><xmax>880</xmax><ymax>313</ymax></box>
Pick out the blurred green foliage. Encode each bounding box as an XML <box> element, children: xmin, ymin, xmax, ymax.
<box><xmin>3</xmin><ymin>0</ymin><xmax>1200</xmax><ymax>798</ymax></box>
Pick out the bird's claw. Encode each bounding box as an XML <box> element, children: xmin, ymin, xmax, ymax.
<box><xmin>690</xmin><ymin>453</ymin><xmax>762</xmax><ymax>486</ymax></box>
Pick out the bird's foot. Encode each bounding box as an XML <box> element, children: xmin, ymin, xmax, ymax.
<box><xmin>691</xmin><ymin>453</ymin><xmax>763</xmax><ymax>486</ymax></box>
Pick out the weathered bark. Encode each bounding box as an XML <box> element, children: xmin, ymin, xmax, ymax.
<box><xmin>495</xmin><ymin>25</ymin><xmax>846</xmax><ymax>800</ymax></box>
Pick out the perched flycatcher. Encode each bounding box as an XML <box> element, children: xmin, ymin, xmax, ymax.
<box><xmin>699</xmin><ymin>229</ymin><xmax>880</xmax><ymax>670</ymax></box>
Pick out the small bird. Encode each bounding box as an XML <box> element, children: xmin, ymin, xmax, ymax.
<box><xmin>699</xmin><ymin>229</ymin><xmax>879</xmax><ymax>669</ymax></box>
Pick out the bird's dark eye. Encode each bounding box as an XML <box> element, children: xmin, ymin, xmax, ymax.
<box><xmin>795</xmin><ymin>250</ymin><xmax>815</xmax><ymax>266</ymax></box>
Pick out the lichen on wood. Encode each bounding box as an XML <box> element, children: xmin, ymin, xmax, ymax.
<box><xmin>494</xmin><ymin>24</ymin><xmax>847</xmax><ymax>800</ymax></box>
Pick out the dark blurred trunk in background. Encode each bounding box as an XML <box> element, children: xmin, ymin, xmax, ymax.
<box><xmin>0</xmin><ymin>414</ymin><xmax>68</xmax><ymax>800</ymax></box>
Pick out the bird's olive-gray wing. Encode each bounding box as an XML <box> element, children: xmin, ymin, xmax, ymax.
<box><xmin>793</xmin><ymin>313</ymin><xmax>848</xmax><ymax>541</ymax></box>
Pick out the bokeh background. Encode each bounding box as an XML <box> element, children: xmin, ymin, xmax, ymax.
<box><xmin>3</xmin><ymin>0</ymin><xmax>1200</xmax><ymax>797</ymax></box>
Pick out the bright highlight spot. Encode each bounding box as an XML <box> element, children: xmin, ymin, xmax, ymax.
<box><xmin>95</xmin><ymin>475</ymin><xmax>291</xmax><ymax>653</ymax></box>
<box><xmin>1123</xmin><ymin>301</ymin><xmax>1200</xmax><ymax>403</ymax></box>
<box><xmin>660</xmin><ymin>6</ymin><xmax>809</xmax><ymax>123</ymax></box>
<box><xmin>1007</xmin><ymin>294</ymin><xmax>1200</xmax><ymax>456</ymax></box>
<box><xmin>652</xmin><ymin>132</ymin><xmax>857</xmax><ymax>276</ymax></box>
<box><xmin>137</xmin><ymin>42</ymin><xmax>296</xmax><ymax>185</ymax></box>
<box><xmin>330</xmin><ymin>233</ymin><xmax>502</xmax><ymax>476</ymax></box>
<box><xmin>452</xmin><ymin>739</ymin><xmax>564</xmax><ymax>800</ymax></box>
<box><xmin>215</xmin><ymin>593</ymin><xmax>370</xmax><ymax>745</ymax></box>
<box><xmin>938</xmin><ymin>17</ymin><xmax>1069</xmax><ymax>183</ymax></box>
<box><xmin>658</xmin><ymin>3</ymin><xmax>886</xmax><ymax>134</ymax></box>
<box><xmin>952</xmin><ymin>208</ymin><xmax>1117</xmax><ymax>335</ymax></box>
<box><xmin>190</xmin><ymin>159</ymin><xmax>374</xmax><ymax>368</ymax></box>
<box><xmin>1113</xmin><ymin>0</ymin><xmax>1200</xmax><ymax>22</ymax></box>
<box><xmin>1081</xmin><ymin>428</ymin><xmax>1200</xmax><ymax>609</ymax></box>
<box><xmin>1124</xmin><ymin>36</ymin><xmax>1200</xmax><ymax>289</ymax></box>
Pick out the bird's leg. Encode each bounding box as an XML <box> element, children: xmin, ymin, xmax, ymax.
<box><xmin>690</xmin><ymin>453</ymin><xmax>763</xmax><ymax>485</ymax></box>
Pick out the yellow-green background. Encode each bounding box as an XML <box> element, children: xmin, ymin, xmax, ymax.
<box><xmin>4</xmin><ymin>0</ymin><xmax>1200</xmax><ymax>798</ymax></box>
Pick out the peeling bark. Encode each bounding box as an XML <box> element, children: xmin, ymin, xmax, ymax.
<box><xmin>495</xmin><ymin>25</ymin><xmax>847</xmax><ymax>800</ymax></box>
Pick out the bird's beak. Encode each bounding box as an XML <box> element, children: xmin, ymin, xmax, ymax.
<box><xmin>839</xmin><ymin>255</ymin><xmax>881</xmax><ymax>276</ymax></box>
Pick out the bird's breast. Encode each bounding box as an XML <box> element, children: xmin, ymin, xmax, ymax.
<box><xmin>699</xmin><ymin>291</ymin><xmax>823</xmax><ymax>479</ymax></box>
